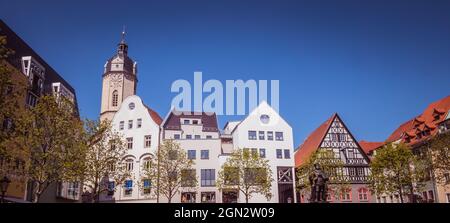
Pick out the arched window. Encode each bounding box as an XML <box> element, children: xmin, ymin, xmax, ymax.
<box><xmin>142</xmin><ymin>157</ymin><xmax>151</xmax><ymax>171</ymax></box>
<box><xmin>358</xmin><ymin>188</ymin><xmax>369</xmax><ymax>201</ymax></box>
<box><xmin>112</xmin><ymin>90</ymin><xmax>118</xmax><ymax>107</ymax></box>
<box><xmin>125</xmin><ymin>159</ymin><xmax>134</xmax><ymax>171</ymax></box>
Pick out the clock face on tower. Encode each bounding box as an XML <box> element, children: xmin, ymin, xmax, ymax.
<box><xmin>109</xmin><ymin>73</ymin><xmax>123</xmax><ymax>88</ymax></box>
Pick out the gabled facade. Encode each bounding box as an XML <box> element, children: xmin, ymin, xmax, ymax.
<box><xmin>100</xmin><ymin>95</ymin><xmax>162</xmax><ymax>203</ymax></box>
<box><xmin>221</xmin><ymin>101</ymin><xmax>296</xmax><ymax>203</ymax></box>
<box><xmin>161</xmin><ymin>110</ymin><xmax>222</xmax><ymax>203</ymax></box>
<box><xmin>294</xmin><ymin>113</ymin><xmax>374</xmax><ymax>203</ymax></box>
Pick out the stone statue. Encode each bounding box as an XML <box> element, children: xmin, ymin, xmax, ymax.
<box><xmin>309</xmin><ymin>163</ymin><xmax>329</xmax><ymax>203</ymax></box>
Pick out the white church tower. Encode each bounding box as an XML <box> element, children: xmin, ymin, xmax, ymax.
<box><xmin>100</xmin><ymin>30</ymin><xmax>137</xmax><ymax>121</ymax></box>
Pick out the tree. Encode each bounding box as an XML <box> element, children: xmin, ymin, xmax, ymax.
<box><xmin>143</xmin><ymin>139</ymin><xmax>196</xmax><ymax>203</ymax></box>
<box><xmin>423</xmin><ymin>131</ymin><xmax>450</xmax><ymax>185</ymax></box>
<box><xmin>80</xmin><ymin>119</ymin><xmax>130</xmax><ymax>203</ymax></box>
<box><xmin>296</xmin><ymin>149</ymin><xmax>350</xmax><ymax>202</ymax></box>
<box><xmin>217</xmin><ymin>148</ymin><xmax>273</xmax><ymax>203</ymax></box>
<box><xmin>0</xmin><ymin>35</ymin><xmax>27</xmax><ymax>179</ymax></box>
<box><xmin>369</xmin><ymin>143</ymin><xmax>427</xmax><ymax>203</ymax></box>
<box><xmin>11</xmin><ymin>95</ymin><xmax>85</xmax><ymax>202</ymax></box>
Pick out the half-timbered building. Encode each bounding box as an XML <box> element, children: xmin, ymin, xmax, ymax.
<box><xmin>294</xmin><ymin>113</ymin><xmax>374</xmax><ymax>203</ymax></box>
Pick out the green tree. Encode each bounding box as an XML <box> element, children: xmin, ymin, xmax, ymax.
<box><xmin>425</xmin><ymin>131</ymin><xmax>450</xmax><ymax>185</ymax></box>
<box><xmin>0</xmin><ymin>35</ymin><xmax>27</xmax><ymax>179</ymax></box>
<box><xmin>369</xmin><ymin>143</ymin><xmax>427</xmax><ymax>203</ymax></box>
<box><xmin>80</xmin><ymin>119</ymin><xmax>130</xmax><ymax>203</ymax></box>
<box><xmin>11</xmin><ymin>95</ymin><xmax>85</xmax><ymax>202</ymax></box>
<box><xmin>216</xmin><ymin>148</ymin><xmax>273</xmax><ymax>203</ymax></box>
<box><xmin>143</xmin><ymin>139</ymin><xmax>196</xmax><ymax>203</ymax></box>
<box><xmin>296</xmin><ymin>149</ymin><xmax>350</xmax><ymax>202</ymax></box>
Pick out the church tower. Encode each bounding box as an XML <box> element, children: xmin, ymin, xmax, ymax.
<box><xmin>100</xmin><ymin>30</ymin><xmax>137</xmax><ymax>121</ymax></box>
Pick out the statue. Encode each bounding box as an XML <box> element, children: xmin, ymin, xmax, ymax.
<box><xmin>308</xmin><ymin>163</ymin><xmax>329</xmax><ymax>203</ymax></box>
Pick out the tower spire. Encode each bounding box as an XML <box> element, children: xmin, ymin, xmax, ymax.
<box><xmin>117</xmin><ymin>25</ymin><xmax>128</xmax><ymax>55</ymax></box>
<box><xmin>121</xmin><ymin>25</ymin><xmax>126</xmax><ymax>43</ymax></box>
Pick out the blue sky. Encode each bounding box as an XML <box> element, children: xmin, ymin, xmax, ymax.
<box><xmin>2</xmin><ymin>0</ymin><xmax>450</xmax><ymax>147</ymax></box>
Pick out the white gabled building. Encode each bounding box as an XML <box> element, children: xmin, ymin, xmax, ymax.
<box><xmin>100</xmin><ymin>95</ymin><xmax>162</xmax><ymax>203</ymax></box>
<box><xmin>220</xmin><ymin>101</ymin><xmax>297</xmax><ymax>203</ymax></box>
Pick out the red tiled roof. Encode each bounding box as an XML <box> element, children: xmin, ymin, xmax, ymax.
<box><xmin>294</xmin><ymin>113</ymin><xmax>336</xmax><ymax>167</ymax></box>
<box><xmin>359</xmin><ymin>141</ymin><xmax>384</xmax><ymax>155</ymax></box>
<box><xmin>386</xmin><ymin>95</ymin><xmax>450</xmax><ymax>146</ymax></box>
<box><xmin>144</xmin><ymin>105</ymin><xmax>162</xmax><ymax>125</ymax></box>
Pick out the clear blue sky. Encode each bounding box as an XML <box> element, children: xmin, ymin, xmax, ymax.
<box><xmin>2</xmin><ymin>0</ymin><xmax>450</xmax><ymax>148</ymax></box>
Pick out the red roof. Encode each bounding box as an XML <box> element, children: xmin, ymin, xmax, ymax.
<box><xmin>144</xmin><ymin>105</ymin><xmax>163</xmax><ymax>125</ymax></box>
<box><xmin>386</xmin><ymin>95</ymin><xmax>450</xmax><ymax>145</ymax></box>
<box><xmin>294</xmin><ymin>113</ymin><xmax>336</xmax><ymax>167</ymax></box>
<box><xmin>359</xmin><ymin>141</ymin><xmax>384</xmax><ymax>155</ymax></box>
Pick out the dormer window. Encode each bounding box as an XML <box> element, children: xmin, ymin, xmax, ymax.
<box><xmin>183</xmin><ymin>120</ymin><xmax>190</xmax><ymax>125</ymax></box>
<box><xmin>192</xmin><ymin>120</ymin><xmax>199</xmax><ymax>125</ymax></box>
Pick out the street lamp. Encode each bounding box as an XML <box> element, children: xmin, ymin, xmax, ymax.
<box><xmin>0</xmin><ymin>176</ymin><xmax>11</xmax><ymax>203</ymax></box>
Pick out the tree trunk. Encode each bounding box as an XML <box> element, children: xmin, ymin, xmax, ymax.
<box><xmin>409</xmin><ymin>185</ymin><xmax>415</xmax><ymax>203</ymax></box>
<box><xmin>33</xmin><ymin>182</ymin><xmax>43</xmax><ymax>203</ymax></box>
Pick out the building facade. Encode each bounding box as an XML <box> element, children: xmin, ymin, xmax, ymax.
<box><xmin>99</xmin><ymin>95</ymin><xmax>162</xmax><ymax>203</ymax></box>
<box><xmin>384</xmin><ymin>95</ymin><xmax>450</xmax><ymax>203</ymax></box>
<box><xmin>161</xmin><ymin>110</ymin><xmax>222</xmax><ymax>203</ymax></box>
<box><xmin>220</xmin><ymin>101</ymin><xmax>296</xmax><ymax>203</ymax></box>
<box><xmin>294</xmin><ymin>113</ymin><xmax>374</xmax><ymax>203</ymax></box>
<box><xmin>0</xmin><ymin>19</ymin><xmax>79</xmax><ymax>203</ymax></box>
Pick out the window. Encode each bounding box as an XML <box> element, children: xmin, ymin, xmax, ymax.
<box><xmin>251</xmin><ymin>148</ymin><xmax>258</xmax><ymax>157</ymax></box>
<box><xmin>128</xmin><ymin>102</ymin><xmax>135</xmax><ymax>110</ymax></box>
<box><xmin>276</xmin><ymin>149</ymin><xmax>283</xmax><ymax>159</ymax></box>
<box><xmin>174</xmin><ymin>134</ymin><xmax>180</xmax><ymax>139</ymax></box>
<box><xmin>348</xmin><ymin>167</ymin><xmax>356</xmax><ymax>176</ymax></box>
<box><xmin>127</xmin><ymin>137</ymin><xmax>133</xmax><ymax>149</ymax></box>
<box><xmin>358</xmin><ymin>188</ymin><xmax>369</xmax><ymax>201</ymax></box>
<box><xmin>338</xmin><ymin>133</ymin><xmax>346</xmax><ymax>142</ymax></box>
<box><xmin>181</xmin><ymin>192</ymin><xmax>196</xmax><ymax>203</ymax></box>
<box><xmin>195</xmin><ymin>135</ymin><xmax>201</xmax><ymax>139</ymax></box>
<box><xmin>2</xmin><ymin>118</ymin><xmax>13</xmax><ymax>131</ymax></box>
<box><xmin>125</xmin><ymin>159</ymin><xmax>134</xmax><ymax>171</ymax></box>
<box><xmin>444</xmin><ymin>173</ymin><xmax>450</xmax><ymax>183</ymax></box>
<box><xmin>181</xmin><ymin>169</ymin><xmax>196</xmax><ymax>187</ymax></box>
<box><xmin>259</xmin><ymin>149</ymin><xmax>266</xmax><ymax>158</ymax></box>
<box><xmin>143</xmin><ymin>179</ymin><xmax>151</xmax><ymax>195</ymax></box>
<box><xmin>112</xmin><ymin>90</ymin><xmax>118</xmax><ymax>107</ymax></box>
<box><xmin>422</xmin><ymin>191</ymin><xmax>428</xmax><ymax>201</ymax></box>
<box><xmin>248</xmin><ymin>131</ymin><xmax>257</xmax><ymax>140</ymax></box>
<box><xmin>201</xmin><ymin>169</ymin><xmax>215</xmax><ymax>187</ymax></box>
<box><xmin>186</xmin><ymin>134</ymin><xmax>192</xmax><ymax>139</ymax></box>
<box><xmin>124</xmin><ymin>180</ymin><xmax>133</xmax><ymax>196</ymax></box>
<box><xmin>284</xmin><ymin>149</ymin><xmax>290</xmax><ymax>159</ymax></box>
<box><xmin>107</xmin><ymin>181</ymin><xmax>115</xmax><ymax>196</ymax></box>
<box><xmin>206</xmin><ymin>135</ymin><xmax>212</xmax><ymax>139</ymax></box>
<box><xmin>26</xmin><ymin>92</ymin><xmax>37</xmax><ymax>107</ymax></box>
<box><xmin>144</xmin><ymin>135</ymin><xmax>152</xmax><ymax>148</ymax></box>
<box><xmin>447</xmin><ymin>193</ymin><xmax>450</xmax><ymax>203</ymax></box>
<box><xmin>382</xmin><ymin>196</ymin><xmax>387</xmax><ymax>203</ymax></box>
<box><xmin>119</xmin><ymin>121</ymin><xmax>124</xmax><ymax>130</ymax></box>
<box><xmin>128</xmin><ymin>120</ymin><xmax>133</xmax><ymax>129</ymax></box>
<box><xmin>67</xmin><ymin>182</ymin><xmax>79</xmax><ymax>198</ymax></box>
<box><xmin>137</xmin><ymin>119</ymin><xmax>142</xmax><ymax>128</ymax></box>
<box><xmin>340</xmin><ymin>189</ymin><xmax>352</xmax><ymax>202</ymax></box>
<box><xmin>201</xmin><ymin>150</ymin><xmax>209</xmax><ymax>159</ymax></box>
<box><xmin>267</xmin><ymin>131</ymin><xmax>274</xmax><ymax>140</ymax></box>
<box><xmin>184</xmin><ymin>120</ymin><xmax>190</xmax><ymax>124</ymax></box>
<box><xmin>357</xmin><ymin>167</ymin><xmax>364</xmax><ymax>176</ymax></box>
<box><xmin>142</xmin><ymin>158</ymin><xmax>151</xmax><ymax>170</ymax></box>
<box><xmin>347</xmin><ymin>149</ymin><xmax>355</xmax><ymax>159</ymax></box>
<box><xmin>201</xmin><ymin>192</ymin><xmax>216</xmax><ymax>203</ymax></box>
<box><xmin>258</xmin><ymin>131</ymin><xmax>265</xmax><ymax>140</ymax></box>
<box><xmin>188</xmin><ymin>150</ymin><xmax>196</xmax><ymax>160</ymax></box>
<box><xmin>275</xmin><ymin>132</ymin><xmax>284</xmax><ymax>141</ymax></box>
<box><xmin>192</xmin><ymin>120</ymin><xmax>199</xmax><ymax>125</ymax></box>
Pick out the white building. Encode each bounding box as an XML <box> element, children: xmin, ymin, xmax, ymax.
<box><xmin>161</xmin><ymin>110</ymin><xmax>222</xmax><ymax>203</ymax></box>
<box><xmin>100</xmin><ymin>95</ymin><xmax>162</xmax><ymax>203</ymax></box>
<box><xmin>220</xmin><ymin>101</ymin><xmax>296</xmax><ymax>203</ymax></box>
